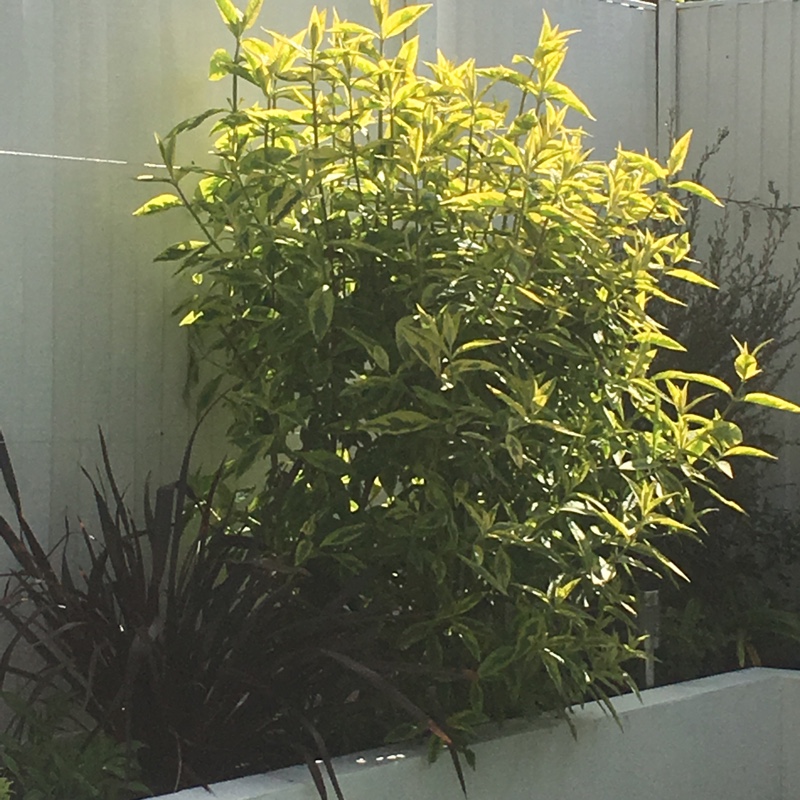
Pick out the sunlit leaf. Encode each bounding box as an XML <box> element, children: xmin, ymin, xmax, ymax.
<box><xmin>214</xmin><ymin>0</ymin><xmax>243</xmax><ymax>34</ymax></box>
<box><xmin>665</xmin><ymin>268</ymin><xmax>717</xmax><ymax>289</ymax></box>
<box><xmin>743</xmin><ymin>392</ymin><xmax>800</xmax><ymax>414</ymax></box>
<box><xmin>652</xmin><ymin>370</ymin><xmax>731</xmax><ymax>396</ymax></box>
<box><xmin>179</xmin><ymin>310</ymin><xmax>203</xmax><ymax>326</ymax></box>
<box><xmin>243</xmin><ymin>0</ymin><xmax>264</xmax><ymax>30</ymax></box>
<box><xmin>209</xmin><ymin>48</ymin><xmax>234</xmax><ymax>81</ymax></box>
<box><xmin>723</xmin><ymin>445</ymin><xmax>777</xmax><ymax>460</ymax></box>
<box><xmin>667</xmin><ymin>130</ymin><xmax>692</xmax><ymax>175</ymax></box>
<box><xmin>670</xmin><ymin>180</ymin><xmax>724</xmax><ymax>206</ymax></box>
<box><xmin>635</xmin><ymin>331</ymin><xmax>686</xmax><ymax>351</ymax></box>
<box><xmin>132</xmin><ymin>194</ymin><xmax>183</xmax><ymax>217</ymax></box>
<box><xmin>381</xmin><ymin>4</ymin><xmax>430</xmax><ymax>39</ymax></box>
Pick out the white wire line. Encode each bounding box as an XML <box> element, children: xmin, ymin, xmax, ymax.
<box><xmin>0</xmin><ymin>148</ymin><xmax>165</xmax><ymax>169</ymax></box>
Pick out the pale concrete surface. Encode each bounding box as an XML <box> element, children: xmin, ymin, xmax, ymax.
<box><xmin>160</xmin><ymin>668</ymin><xmax>800</xmax><ymax>800</ymax></box>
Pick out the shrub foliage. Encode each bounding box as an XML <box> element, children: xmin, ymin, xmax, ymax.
<box><xmin>134</xmin><ymin>0</ymin><xmax>800</xmax><ymax>739</ymax></box>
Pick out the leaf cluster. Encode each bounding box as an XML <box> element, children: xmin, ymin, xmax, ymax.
<box><xmin>0</xmin><ymin>692</ymin><xmax>147</xmax><ymax>800</ymax></box>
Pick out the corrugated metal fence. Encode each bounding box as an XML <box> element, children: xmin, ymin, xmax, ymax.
<box><xmin>1</xmin><ymin>0</ymin><xmax>798</xmax><ymax>543</ymax></box>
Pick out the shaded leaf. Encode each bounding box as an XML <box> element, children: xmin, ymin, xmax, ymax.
<box><xmin>360</xmin><ymin>411</ymin><xmax>435</xmax><ymax>435</ymax></box>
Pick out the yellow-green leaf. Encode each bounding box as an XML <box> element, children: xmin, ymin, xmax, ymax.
<box><xmin>515</xmin><ymin>285</ymin><xmax>548</xmax><ymax>306</ymax></box>
<box><xmin>308</xmin><ymin>6</ymin><xmax>325</xmax><ymax>50</ymax></box>
<box><xmin>707</xmin><ymin>486</ymin><xmax>745</xmax><ymax>514</ymax></box>
<box><xmin>214</xmin><ymin>0</ymin><xmax>243</xmax><ymax>33</ymax></box>
<box><xmin>301</xmin><ymin>450</ymin><xmax>350</xmax><ymax>475</ymax></box>
<box><xmin>670</xmin><ymin>180</ymin><xmax>723</xmax><ymax>206</ymax></box>
<box><xmin>723</xmin><ymin>445</ymin><xmax>777</xmax><ymax>460</ymax></box>
<box><xmin>667</xmin><ymin>130</ymin><xmax>692</xmax><ymax>175</ymax></box>
<box><xmin>454</xmin><ymin>339</ymin><xmax>502</xmax><ymax>356</ymax></box>
<box><xmin>652</xmin><ymin>370</ymin><xmax>732</xmax><ymax>396</ymax></box>
<box><xmin>734</xmin><ymin>351</ymin><xmax>761</xmax><ymax>382</ymax></box>
<box><xmin>243</xmin><ymin>0</ymin><xmax>264</xmax><ymax>30</ymax></box>
<box><xmin>743</xmin><ymin>392</ymin><xmax>800</xmax><ymax>414</ymax></box>
<box><xmin>179</xmin><ymin>310</ymin><xmax>203</xmax><ymax>327</ymax></box>
<box><xmin>635</xmin><ymin>331</ymin><xmax>686</xmax><ymax>352</ymax></box>
<box><xmin>381</xmin><ymin>4</ymin><xmax>430</xmax><ymax>39</ymax></box>
<box><xmin>546</xmin><ymin>82</ymin><xmax>595</xmax><ymax>120</ymax></box>
<box><xmin>665</xmin><ymin>268</ymin><xmax>718</xmax><ymax>289</ymax></box>
<box><xmin>133</xmin><ymin>194</ymin><xmax>183</xmax><ymax>217</ymax></box>
<box><xmin>210</xmin><ymin>48</ymin><xmax>234</xmax><ymax>80</ymax></box>
<box><xmin>370</xmin><ymin>0</ymin><xmax>390</xmax><ymax>26</ymax></box>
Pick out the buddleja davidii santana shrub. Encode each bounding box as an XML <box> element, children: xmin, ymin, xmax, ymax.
<box><xmin>136</xmin><ymin>0</ymin><xmax>800</xmax><ymax>738</ymax></box>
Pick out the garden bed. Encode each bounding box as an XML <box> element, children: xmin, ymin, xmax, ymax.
<box><xmin>162</xmin><ymin>668</ymin><xmax>800</xmax><ymax>800</ymax></box>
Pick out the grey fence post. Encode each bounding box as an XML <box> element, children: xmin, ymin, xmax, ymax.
<box><xmin>640</xmin><ymin>589</ymin><xmax>661</xmax><ymax>689</ymax></box>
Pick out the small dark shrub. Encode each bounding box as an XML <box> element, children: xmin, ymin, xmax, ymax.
<box><xmin>0</xmin><ymin>430</ymin><xmax>449</xmax><ymax>797</ymax></box>
<box><xmin>654</xmin><ymin>129</ymin><xmax>800</xmax><ymax>681</ymax></box>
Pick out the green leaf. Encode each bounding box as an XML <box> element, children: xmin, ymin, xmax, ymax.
<box><xmin>743</xmin><ymin>392</ymin><xmax>800</xmax><ymax>414</ymax></box>
<box><xmin>210</xmin><ymin>49</ymin><xmax>235</xmax><ymax>81</ymax></box>
<box><xmin>321</xmin><ymin>524</ymin><xmax>364</xmax><ymax>548</ymax></box>
<box><xmin>167</xmin><ymin>108</ymin><xmax>226</xmax><ymax>139</ymax></box>
<box><xmin>344</xmin><ymin>329</ymin><xmax>390</xmax><ymax>371</ymax></box>
<box><xmin>652</xmin><ymin>370</ymin><xmax>732</xmax><ymax>396</ymax></box>
<box><xmin>132</xmin><ymin>194</ymin><xmax>183</xmax><ymax>217</ymax></box>
<box><xmin>301</xmin><ymin>450</ymin><xmax>349</xmax><ymax>475</ymax></box>
<box><xmin>381</xmin><ymin>4</ymin><xmax>431</xmax><ymax>39</ymax></box>
<box><xmin>361</xmin><ymin>411</ymin><xmax>435</xmax><ymax>435</ymax></box>
<box><xmin>214</xmin><ymin>0</ymin><xmax>244</xmax><ymax>34</ymax></box>
<box><xmin>723</xmin><ymin>445</ymin><xmax>777</xmax><ymax>461</ymax></box>
<box><xmin>295</xmin><ymin>537</ymin><xmax>314</xmax><ymax>566</ymax></box>
<box><xmin>308</xmin><ymin>285</ymin><xmax>334</xmax><ymax>341</ymax></box>
<box><xmin>670</xmin><ymin>180</ymin><xmax>723</xmax><ymax>206</ymax></box>
<box><xmin>156</xmin><ymin>133</ymin><xmax>176</xmax><ymax>170</ymax></box>
<box><xmin>154</xmin><ymin>240</ymin><xmax>209</xmax><ymax>262</ymax></box>
<box><xmin>493</xmin><ymin>548</ymin><xmax>512</xmax><ymax>594</ymax></box>
<box><xmin>478</xmin><ymin>646</ymin><xmax>515</xmax><ymax>678</ymax></box>
<box><xmin>667</xmin><ymin>130</ymin><xmax>692</xmax><ymax>175</ymax></box>
<box><xmin>505</xmin><ymin>433</ymin><xmax>525</xmax><ymax>469</ymax></box>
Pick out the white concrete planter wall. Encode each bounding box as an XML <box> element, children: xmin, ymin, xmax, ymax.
<box><xmin>158</xmin><ymin>668</ymin><xmax>800</xmax><ymax>800</ymax></box>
